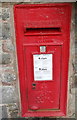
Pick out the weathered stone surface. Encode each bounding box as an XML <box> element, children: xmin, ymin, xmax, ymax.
<box><xmin>66</xmin><ymin>4</ymin><xmax>75</xmax><ymax>118</ymax></box>
<box><xmin>7</xmin><ymin>103</ymin><xmax>19</xmax><ymax>118</ymax></box>
<box><xmin>0</xmin><ymin>0</ymin><xmax>30</xmax><ymax>2</ymax></box>
<box><xmin>3</xmin><ymin>40</ymin><xmax>14</xmax><ymax>52</ymax></box>
<box><xmin>2</xmin><ymin>8</ymin><xmax>10</xmax><ymax>21</ymax></box>
<box><xmin>30</xmin><ymin>0</ymin><xmax>76</xmax><ymax>2</ymax></box>
<box><xmin>2</xmin><ymin>86</ymin><xmax>17</xmax><ymax>104</ymax></box>
<box><xmin>75</xmin><ymin>90</ymin><xmax>77</xmax><ymax>112</ymax></box>
<box><xmin>1</xmin><ymin>72</ymin><xmax>16</xmax><ymax>83</ymax></box>
<box><xmin>0</xmin><ymin>7</ymin><xmax>10</xmax><ymax>21</ymax></box>
<box><xmin>0</xmin><ymin>106</ymin><xmax>2</xmax><ymax>119</ymax></box>
<box><xmin>0</xmin><ymin>23</ymin><xmax>2</xmax><ymax>38</ymax></box>
<box><xmin>2</xmin><ymin>23</ymin><xmax>11</xmax><ymax>40</ymax></box>
<box><xmin>0</xmin><ymin>85</ymin><xmax>2</xmax><ymax>104</ymax></box>
<box><xmin>0</xmin><ymin>41</ymin><xmax>2</xmax><ymax>53</ymax></box>
<box><xmin>68</xmin><ymin>93</ymin><xmax>75</xmax><ymax>118</ymax></box>
<box><xmin>75</xmin><ymin>47</ymin><xmax>77</xmax><ymax>72</ymax></box>
<box><xmin>0</xmin><ymin>0</ymin><xmax>76</xmax><ymax>2</ymax></box>
<box><xmin>75</xmin><ymin>76</ymin><xmax>77</xmax><ymax>87</ymax></box>
<box><xmin>0</xmin><ymin>7</ymin><xmax>2</xmax><ymax>20</ymax></box>
<box><xmin>2</xmin><ymin>106</ymin><xmax>8</xmax><ymax>118</ymax></box>
<box><xmin>0</xmin><ymin>53</ymin><xmax>11</xmax><ymax>64</ymax></box>
<box><xmin>71</xmin><ymin>88</ymin><xmax>76</xmax><ymax>94</ymax></box>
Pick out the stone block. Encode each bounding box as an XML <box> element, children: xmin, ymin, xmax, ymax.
<box><xmin>0</xmin><ymin>106</ymin><xmax>2</xmax><ymax>119</ymax></box>
<box><xmin>1</xmin><ymin>72</ymin><xmax>16</xmax><ymax>83</ymax></box>
<box><xmin>68</xmin><ymin>93</ymin><xmax>75</xmax><ymax>117</ymax></box>
<box><xmin>76</xmin><ymin>89</ymin><xmax>77</xmax><ymax>118</ymax></box>
<box><xmin>0</xmin><ymin>7</ymin><xmax>10</xmax><ymax>21</ymax></box>
<box><xmin>75</xmin><ymin>76</ymin><xmax>77</xmax><ymax>87</ymax></box>
<box><xmin>0</xmin><ymin>53</ymin><xmax>11</xmax><ymax>64</ymax></box>
<box><xmin>7</xmin><ymin>103</ymin><xmax>19</xmax><ymax>118</ymax></box>
<box><xmin>2</xmin><ymin>23</ymin><xmax>11</xmax><ymax>40</ymax></box>
<box><xmin>2</xmin><ymin>86</ymin><xmax>17</xmax><ymax>104</ymax></box>
<box><xmin>2</xmin><ymin>8</ymin><xmax>10</xmax><ymax>21</ymax></box>
<box><xmin>3</xmin><ymin>40</ymin><xmax>14</xmax><ymax>52</ymax></box>
<box><xmin>0</xmin><ymin>7</ymin><xmax>2</xmax><ymax>20</ymax></box>
<box><xmin>71</xmin><ymin>88</ymin><xmax>76</xmax><ymax>94</ymax></box>
<box><xmin>0</xmin><ymin>41</ymin><xmax>2</xmax><ymax>53</ymax></box>
<box><xmin>2</xmin><ymin>106</ymin><xmax>8</xmax><ymax>118</ymax></box>
<box><xmin>0</xmin><ymin>85</ymin><xmax>2</xmax><ymax>104</ymax></box>
<box><xmin>0</xmin><ymin>23</ymin><xmax>2</xmax><ymax>38</ymax></box>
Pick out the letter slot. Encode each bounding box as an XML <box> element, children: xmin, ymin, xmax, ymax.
<box><xmin>24</xmin><ymin>27</ymin><xmax>62</xmax><ymax>36</ymax></box>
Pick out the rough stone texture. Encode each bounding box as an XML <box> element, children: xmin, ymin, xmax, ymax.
<box><xmin>2</xmin><ymin>106</ymin><xmax>8</xmax><ymax>118</ymax></box>
<box><xmin>0</xmin><ymin>3</ymin><xmax>20</xmax><ymax>119</ymax></box>
<box><xmin>0</xmin><ymin>41</ymin><xmax>2</xmax><ymax>53</ymax></box>
<box><xmin>0</xmin><ymin>0</ymin><xmax>76</xmax><ymax>2</ymax></box>
<box><xmin>7</xmin><ymin>103</ymin><xmax>19</xmax><ymax>118</ymax></box>
<box><xmin>0</xmin><ymin>23</ymin><xmax>2</xmax><ymax>38</ymax></box>
<box><xmin>2</xmin><ymin>23</ymin><xmax>11</xmax><ymax>40</ymax></box>
<box><xmin>2</xmin><ymin>86</ymin><xmax>17</xmax><ymax>104</ymax></box>
<box><xmin>0</xmin><ymin>52</ymin><xmax>11</xmax><ymax>64</ymax></box>
<box><xmin>0</xmin><ymin>3</ymin><xmax>19</xmax><ymax>118</ymax></box>
<box><xmin>66</xmin><ymin>4</ymin><xmax>75</xmax><ymax>118</ymax></box>
<box><xmin>2</xmin><ymin>40</ymin><xmax>14</xmax><ymax>52</ymax></box>
<box><xmin>1</xmin><ymin>71</ymin><xmax>16</xmax><ymax>83</ymax></box>
<box><xmin>2</xmin><ymin>8</ymin><xmax>10</xmax><ymax>21</ymax></box>
<box><xmin>0</xmin><ymin>85</ymin><xmax>2</xmax><ymax>104</ymax></box>
<box><xmin>75</xmin><ymin>3</ymin><xmax>77</xmax><ymax>73</ymax></box>
<box><xmin>30</xmin><ymin>0</ymin><xmax>76</xmax><ymax>2</ymax></box>
<box><xmin>0</xmin><ymin>7</ymin><xmax>10</xmax><ymax>21</ymax></box>
<box><xmin>0</xmin><ymin>104</ymin><xmax>19</xmax><ymax>118</ymax></box>
<box><xmin>76</xmin><ymin>88</ymin><xmax>77</xmax><ymax>119</ymax></box>
<box><xmin>0</xmin><ymin>106</ymin><xmax>2</xmax><ymax>119</ymax></box>
<box><xmin>0</xmin><ymin>7</ymin><xmax>2</xmax><ymax>20</ymax></box>
<box><xmin>75</xmin><ymin>3</ymin><xmax>77</xmax><ymax>119</ymax></box>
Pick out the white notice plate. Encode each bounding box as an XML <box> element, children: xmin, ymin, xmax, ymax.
<box><xmin>33</xmin><ymin>54</ymin><xmax>53</xmax><ymax>81</ymax></box>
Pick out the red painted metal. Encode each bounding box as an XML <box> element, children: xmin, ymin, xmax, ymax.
<box><xmin>14</xmin><ymin>3</ymin><xmax>72</xmax><ymax>117</ymax></box>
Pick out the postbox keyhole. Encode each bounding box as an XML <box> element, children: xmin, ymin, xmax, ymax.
<box><xmin>32</xmin><ymin>83</ymin><xmax>36</xmax><ymax>89</ymax></box>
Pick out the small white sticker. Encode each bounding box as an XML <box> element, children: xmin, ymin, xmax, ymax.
<box><xmin>33</xmin><ymin>54</ymin><xmax>53</xmax><ymax>81</ymax></box>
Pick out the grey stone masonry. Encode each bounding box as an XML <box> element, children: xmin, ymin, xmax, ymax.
<box><xmin>0</xmin><ymin>53</ymin><xmax>11</xmax><ymax>64</ymax></box>
<box><xmin>1</xmin><ymin>71</ymin><xmax>16</xmax><ymax>83</ymax></box>
<box><xmin>2</xmin><ymin>23</ymin><xmax>11</xmax><ymax>40</ymax></box>
<box><xmin>2</xmin><ymin>40</ymin><xmax>14</xmax><ymax>52</ymax></box>
<box><xmin>0</xmin><ymin>23</ymin><xmax>2</xmax><ymax>38</ymax></box>
<box><xmin>2</xmin><ymin>86</ymin><xmax>17</xmax><ymax>104</ymax></box>
<box><xmin>2</xmin><ymin>106</ymin><xmax>8</xmax><ymax>118</ymax></box>
<box><xmin>0</xmin><ymin>3</ymin><xmax>20</xmax><ymax>119</ymax></box>
<box><xmin>2</xmin><ymin>8</ymin><xmax>10</xmax><ymax>21</ymax></box>
<box><xmin>0</xmin><ymin>0</ymin><xmax>76</xmax><ymax>2</ymax></box>
<box><xmin>0</xmin><ymin>106</ymin><xmax>2</xmax><ymax>119</ymax></box>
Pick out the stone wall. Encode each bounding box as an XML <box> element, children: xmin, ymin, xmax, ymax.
<box><xmin>0</xmin><ymin>3</ymin><xmax>20</xmax><ymax>118</ymax></box>
<box><xmin>0</xmin><ymin>2</ymin><xmax>76</xmax><ymax>119</ymax></box>
<box><xmin>67</xmin><ymin>4</ymin><xmax>75</xmax><ymax>118</ymax></box>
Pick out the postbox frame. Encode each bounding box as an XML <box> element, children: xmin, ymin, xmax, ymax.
<box><xmin>14</xmin><ymin>3</ymin><xmax>72</xmax><ymax>117</ymax></box>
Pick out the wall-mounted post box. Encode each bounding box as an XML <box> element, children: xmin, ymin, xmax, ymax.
<box><xmin>14</xmin><ymin>3</ymin><xmax>71</xmax><ymax>117</ymax></box>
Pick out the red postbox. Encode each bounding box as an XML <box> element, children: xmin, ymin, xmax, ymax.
<box><xmin>14</xmin><ymin>3</ymin><xmax>71</xmax><ymax>117</ymax></box>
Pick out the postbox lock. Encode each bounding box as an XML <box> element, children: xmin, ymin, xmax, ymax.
<box><xmin>32</xmin><ymin>83</ymin><xmax>36</xmax><ymax>89</ymax></box>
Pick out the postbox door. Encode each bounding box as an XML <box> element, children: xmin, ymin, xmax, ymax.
<box><xmin>24</xmin><ymin>45</ymin><xmax>61</xmax><ymax>111</ymax></box>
